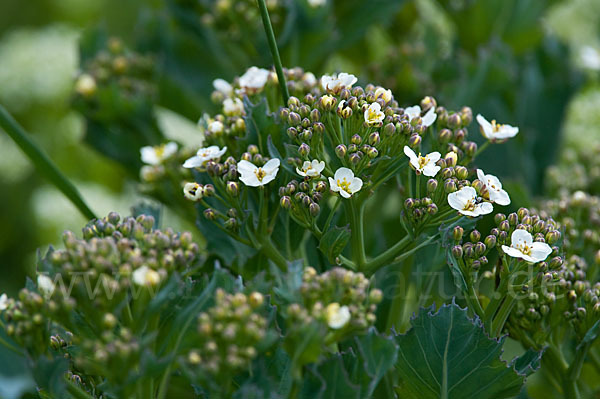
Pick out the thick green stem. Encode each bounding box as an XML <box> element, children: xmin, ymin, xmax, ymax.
<box><xmin>348</xmin><ymin>198</ymin><xmax>367</xmax><ymax>269</ymax></box>
<box><xmin>260</xmin><ymin>237</ymin><xmax>288</xmax><ymax>272</ymax></box>
<box><xmin>491</xmin><ymin>293</ymin><xmax>517</xmax><ymax>337</ymax></box>
<box><xmin>0</xmin><ymin>104</ymin><xmax>96</xmax><ymax>220</ymax></box>
<box><xmin>256</xmin><ymin>0</ymin><xmax>289</xmax><ymax>105</ymax></box>
<box><xmin>364</xmin><ymin>236</ymin><xmax>411</xmax><ymax>276</ymax></box>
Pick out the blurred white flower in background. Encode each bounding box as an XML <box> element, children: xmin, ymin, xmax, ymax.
<box><xmin>579</xmin><ymin>46</ymin><xmax>600</xmax><ymax>70</ymax></box>
<box><xmin>308</xmin><ymin>0</ymin><xmax>327</xmax><ymax>7</ymax></box>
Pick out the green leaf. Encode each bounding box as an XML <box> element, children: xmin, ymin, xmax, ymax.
<box><xmin>393</xmin><ymin>302</ymin><xmax>530</xmax><ymax>399</ymax></box>
<box><xmin>267</xmin><ymin>135</ymin><xmax>296</xmax><ymax>176</ymax></box>
<box><xmin>578</xmin><ymin>318</ymin><xmax>600</xmax><ymax>350</ymax></box>
<box><xmin>354</xmin><ymin>328</ymin><xmax>399</xmax><ymax>397</ymax></box>
<box><xmin>302</xmin><ymin>355</ymin><xmax>361</xmax><ymax>399</ymax></box>
<box><xmin>318</xmin><ymin>225</ymin><xmax>351</xmax><ymax>264</ymax></box>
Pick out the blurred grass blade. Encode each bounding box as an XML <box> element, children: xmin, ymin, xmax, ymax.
<box><xmin>0</xmin><ymin>104</ymin><xmax>97</xmax><ymax>221</ymax></box>
<box><xmin>257</xmin><ymin>0</ymin><xmax>290</xmax><ymax>105</ymax></box>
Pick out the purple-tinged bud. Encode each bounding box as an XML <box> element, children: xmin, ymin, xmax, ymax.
<box><xmin>464</xmin><ymin>245</ymin><xmax>475</xmax><ymax>259</ymax></box>
<box><xmin>298</xmin><ymin>143</ymin><xmax>310</xmax><ymax>157</ymax></box>
<box><xmin>287</xmin><ymin>96</ymin><xmax>300</xmax><ymax>107</ymax></box>
<box><xmin>224</xmin><ymin>218</ymin><xmax>238</xmax><ymax>231</ymax></box>
<box><xmin>455</xmin><ymin>166</ymin><xmax>468</xmax><ymax>180</ymax></box>
<box><xmin>368</xmin><ymin>132</ymin><xmax>380</xmax><ymax>146</ymax></box>
<box><xmin>475</xmin><ymin>242</ymin><xmax>486</xmax><ymax>256</ymax></box>
<box><xmin>204</xmin><ymin>209</ymin><xmax>216</xmax><ymax>221</ymax></box>
<box><xmin>484</xmin><ymin>235</ymin><xmax>496</xmax><ymax>248</ymax></box>
<box><xmin>441</xmin><ymin>167</ymin><xmax>454</xmax><ymax>179</ymax></box>
<box><xmin>463</xmin><ymin>142</ymin><xmax>477</xmax><ymax>157</ymax></box>
<box><xmin>226</xmin><ymin>181</ymin><xmax>239</xmax><ymax>197</ymax></box>
<box><xmin>280</xmin><ymin>108</ymin><xmax>290</xmax><ymax>121</ymax></box>
<box><xmin>383</xmin><ymin>123</ymin><xmax>396</xmax><ymax>136</ymax></box>
<box><xmin>470</xmin><ymin>230</ymin><xmax>481</xmax><ymax>242</ymax></box>
<box><xmin>453</xmin><ymin>226</ymin><xmax>464</xmax><ymax>241</ymax></box>
<box><xmin>460</xmin><ymin>107</ymin><xmax>473</xmax><ymax>125</ymax></box>
<box><xmin>203</xmin><ymin>184</ymin><xmax>215</xmax><ymax>197</ymax></box>
<box><xmin>447</xmin><ymin>113</ymin><xmax>461</xmax><ymax>129</ymax></box>
<box><xmin>287</xmin><ymin>127</ymin><xmax>298</xmax><ymax>139</ymax></box>
<box><xmin>299</xmin><ymin>105</ymin><xmax>310</xmax><ymax>118</ymax></box>
<box><xmin>427</xmin><ymin>204</ymin><xmax>438</xmax><ymax>215</ymax></box>
<box><xmin>351</xmin><ymin>134</ymin><xmax>362</xmax><ymax>145</ymax></box>
<box><xmin>471</xmin><ymin>260</ymin><xmax>481</xmax><ymax>270</ymax></box>
<box><xmin>427</xmin><ymin>179</ymin><xmax>438</xmax><ymax>193</ymax></box>
<box><xmin>288</xmin><ymin>112</ymin><xmax>301</xmax><ymax>126</ymax></box>
<box><xmin>420</xmin><ymin>96</ymin><xmax>437</xmax><ymax>112</ymax></box>
<box><xmin>408</xmin><ymin>134</ymin><xmax>421</xmax><ymax>148</ymax></box>
<box><xmin>444</xmin><ymin>180</ymin><xmax>457</xmax><ymax>193</ymax></box>
<box><xmin>313</xmin><ymin>122</ymin><xmax>325</xmax><ymax>135</ymax></box>
<box><xmin>495</xmin><ymin>213</ymin><xmax>506</xmax><ymax>225</ymax></box>
<box><xmin>454</xmin><ymin>129</ymin><xmax>466</xmax><ymax>144</ymax></box>
<box><xmin>299</xmin><ymin>181</ymin><xmax>310</xmax><ymax>192</ymax></box>
<box><xmin>303</xmin><ymin>93</ymin><xmax>315</xmax><ymax>105</ymax></box>
<box><xmin>405</xmin><ymin>198</ymin><xmax>417</xmax><ymax>209</ymax></box>
<box><xmin>479</xmin><ymin>256</ymin><xmax>488</xmax><ymax>265</ymax></box>
<box><xmin>438</xmin><ymin>128</ymin><xmax>452</xmax><ymax>143</ymax></box>
<box><xmin>549</xmin><ymin>256</ymin><xmax>563</xmax><ymax>269</ymax></box>
<box><xmin>315</xmin><ymin>181</ymin><xmax>327</xmax><ymax>192</ymax></box>
<box><xmin>452</xmin><ymin>245</ymin><xmax>463</xmax><ymax>258</ymax></box>
<box><xmin>309</xmin><ymin>203</ymin><xmax>320</xmax><ymax>217</ymax></box>
<box><xmin>367</xmin><ymin>147</ymin><xmax>379</xmax><ymax>159</ymax></box>
<box><xmin>310</xmin><ymin>109</ymin><xmax>321</xmax><ymax>122</ymax></box>
<box><xmin>302</xmin><ymin>195</ymin><xmax>311</xmax><ymax>208</ymax></box>
<box><xmin>335</xmin><ymin>144</ymin><xmax>347</xmax><ymax>159</ymax></box>
<box><xmin>517</xmin><ymin>207</ymin><xmax>529</xmax><ymax>219</ymax></box>
<box><xmin>507</xmin><ymin>213</ymin><xmax>519</xmax><ymax>226</ymax></box>
<box><xmin>545</xmin><ymin>230</ymin><xmax>560</xmax><ymax>245</ymax></box>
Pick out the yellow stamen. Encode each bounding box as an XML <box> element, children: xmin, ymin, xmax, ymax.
<box><xmin>463</xmin><ymin>199</ymin><xmax>476</xmax><ymax>212</ymax></box>
<box><xmin>491</xmin><ymin>120</ymin><xmax>504</xmax><ymax>132</ymax></box>
<box><xmin>255</xmin><ymin>168</ymin><xmax>267</xmax><ymax>182</ymax></box>
<box><xmin>337</xmin><ymin>178</ymin><xmax>351</xmax><ymax>194</ymax></box>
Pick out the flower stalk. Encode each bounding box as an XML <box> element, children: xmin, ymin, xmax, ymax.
<box><xmin>256</xmin><ymin>0</ymin><xmax>289</xmax><ymax>105</ymax></box>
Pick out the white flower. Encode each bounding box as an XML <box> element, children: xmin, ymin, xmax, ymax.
<box><xmin>476</xmin><ymin>169</ymin><xmax>510</xmax><ymax>206</ymax></box>
<box><xmin>74</xmin><ymin>74</ymin><xmax>97</xmax><ymax>97</ymax></box>
<box><xmin>223</xmin><ymin>98</ymin><xmax>244</xmax><ymax>116</ymax></box>
<box><xmin>183</xmin><ymin>145</ymin><xmax>227</xmax><ymax>168</ymax></box>
<box><xmin>502</xmin><ymin>229</ymin><xmax>552</xmax><ymax>263</ymax></box>
<box><xmin>0</xmin><ymin>294</ymin><xmax>8</xmax><ymax>311</ymax></box>
<box><xmin>208</xmin><ymin>120</ymin><xmax>224</xmax><ymax>135</ymax></box>
<box><xmin>239</xmin><ymin>67</ymin><xmax>270</xmax><ymax>92</ymax></box>
<box><xmin>132</xmin><ymin>265</ymin><xmax>161</xmax><ymax>286</ymax></box>
<box><xmin>303</xmin><ymin>72</ymin><xmax>317</xmax><ymax>87</ymax></box>
<box><xmin>325</xmin><ymin>303</ymin><xmax>351</xmax><ymax>329</ymax></box>
<box><xmin>238</xmin><ymin>158</ymin><xmax>280</xmax><ymax>187</ymax></box>
<box><xmin>374</xmin><ymin>87</ymin><xmax>393</xmax><ymax>103</ymax></box>
<box><xmin>183</xmin><ymin>182</ymin><xmax>203</xmax><ymax>201</ymax></box>
<box><xmin>37</xmin><ymin>274</ymin><xmax>56</xmax><ymax>298</ymax></box>
<box><xmin>476</xmin><ymin>114</ymin><xmax>519</xmax><ymax>141</ymax></box>
<box><xmin>213</xmin><ymin>78</ymin><xmax>233</xmax><ymax>96</ymax></box>
<box><xmin>447</xmin><ymin>186</ymin><xmax>493</xmax><ymax>217</ymax></box>
<box><xmin>140</xmin><ymin>142</ymin><xmax>178</xmax><ymax>165</ymax></box>
<box><xmin>364</xmin><ymin>102</ymin><xmax>385</xmax><ymax>126</ymax></box>
<box><xmin>404</xmin><ymin>105</ymin><xmax>437</xmax><ymax>127</ymax></box>
<box><xmin>580</xmin><ymin>46</ymin><xmax>600</xmax><ymax>71</ymax></box>
<box><xmin>320</xmin><ymin>72</ymin><xmax>358</xmax><ymax>93</ymax></box>
<box><xmin>308</xmin><ymin>0</ymin><xmax>326</xmax><ymax>6</ymax></box>
<box><xmin>296</xmin><ymin>159</ymin><xmax>325</xmax><ymax>178</ymax></box>
<box><xmin>403</xmin><ymin>146</ymin><xmax>441</xmax><ymax>177</ymax></box>
<box><xmin>328</xmin><ymin>167</ymin><xmax>363</xmax><ymax>199</ymax></box>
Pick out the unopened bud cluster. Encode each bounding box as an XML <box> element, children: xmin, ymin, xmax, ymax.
<box><xmin>190</xmin><ymin>289</ymin><xmax>267</xmax><ymax>378</ymax></box>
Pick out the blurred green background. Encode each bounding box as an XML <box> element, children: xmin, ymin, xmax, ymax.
<box><xmin>1</xmin><ymin>0</ymin><xmax>599</xmax><ymax>302</ymax></box>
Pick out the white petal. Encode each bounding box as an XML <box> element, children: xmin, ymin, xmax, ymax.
<box><xmin>141</xmin><ymin>146</ymin><xmax>159</xmax><ymax>165</ymax></box>
<box><xmin>403</xmin><ymin>146</ymin><xmax>419</xmax><ymax>166</ymax></box>
<box><xmin>495</xmin><ymin>125</ymin><xmax>519</xmax><ymax>139</ymax></box>
<box><xmin>476</xmin><ymin>114</ymin><xmax>493</xmax><ymax>139</ymax></box>
<box><xmin>475</xmin><ymin>202</ymin><xmax>493</xmax><ymax>215</ymax></box>
<box><xmin>314</xmin><ymin>160</ymin><xmax>325</xmax><ymax>173</ymax></box>
<box><xmin>349</xmin><ymin>177</ymin><xmax>363</xmax><ymax>193</ymax></box>
<box><xmin>240</xmin><ymin>174</ymin><xmax>261</xmax><ymax>187</ymax></box>
<box><xmin>422</xmin><ymin>164</ymin><xmax>441</xmax><ymax>177</ymax></box>
<box><xmin>404</xmin><ymin>105</ymin><xmax>421</xmax><ymax>121</ymax></box>
<box><xmin>0</xmin><ymin>294</ymin><xmax>8</xmax><ymax>311</ymax></box>
<box><xmin>427</xmin><ymin>152</ymin><xmax>441</xmax><ymax>163</ymax></box>
<box><xmin>164</xmin><ymin>142</ymin><xmax>178</xmax><ymax>157</ymax></box>
<box><xmin>511</xmin><ymin>229</ymin><xmax>533</xmax><ymax>247</ymax></box>
<box><xmin>503</xmin><ymin>245</ymin><xmax>524</xmax><ymax>260</ymax></box>
<box><xmin>334</xmin><ymin>167</ymin><xmax>354</xmax><ymax>181</ymax></box>
<box><xmin>457</xmin><ymin>186</ymin><xmax>477</xmax><ymax>201</ymax></box>
<box><xmin>213</xmin><ymin>78</ymin><xmax>233</xmax><ymax>95</ymax></box>
<box><xmin>261</xmin><ymin>172</ymin><xmax>277</xmax><ymax>185</ymax></box>
<box><xmin>447</xmin><ymin>191</ymin><xmax>466</xmax><ymax>211</ymax></box>
<box><xmin>296</xmin><ymin>167</ymin><xmax>307</xmax><ymax>177</ymax></box>
<box><xmin>237</xmin><ymin>160</ymin><xmax>257</xmax><ymax>174</ymax></box>
<box><xmin>529</xmin><ymin>242</ymin><xmax>553</xmax><ymax>262</ymax></box>
<box><xmin>339</xmin><ymin>189</ymin><xmax>352</xmax><ymax>198</ymax></box>
<box><xmin>328</xmin><ymin>177</ymin><xmax>339</xmax><ymax>192</ymax></box>
<box><xmin>262</xmin><ymin>158</ymin><xmax>281</xmax><ymax>173</ymax></box>
<box><xmin>422</xmin><ymin>107</ymin><xmax>437</xmax><ymax>127</ymax></box>
<box><xmin>183</xmin><ymin>156</ymin><xmax>203</xmax><ymax>168</ymax></box>
<box><xmin>489</xmin><ymin>189</ymin><xmax>511</xmax><ymax>206</ymax></box>
<box><xmin>476</xmin><ymin>169</ymin><xmax>486</xmax><ymax>182</ymax></box>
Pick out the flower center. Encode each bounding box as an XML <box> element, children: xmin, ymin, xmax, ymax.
<box><xmin>463</xmin><ymin>199</ymin><xmax>476</xmax><ymax>211</ymax></box>
<box><xmin>255</xmin><ymin>168</ymin><xmax>267</xmax><ymax>182</ymax></box>
<box><xmin>417</xmin><ymin>155</ymin><xmax>430</xmax><ymax>169</ymax></box>
<box><xmin>155</xmin><ymin>145</ymin><xmax>166</xmax><ymax>158</ymax></box>
<box><xmin>188</xmin><ymin>184</ymin><xmax>199</xmax><ymax>195</ymax></box>
<box><xmin>515</xmin><ymin>243</ymin><xmax>532</xmax><ymax>255</ymax></box>
<box><xmin>491</xmin><ymin>120</ymin><xmax>504</xmax><ymax>132</ymax></box>
<box><xmin>337</xmin><ymin>178</ymin><xmax>351</xmax><ymax>193</ymax></box>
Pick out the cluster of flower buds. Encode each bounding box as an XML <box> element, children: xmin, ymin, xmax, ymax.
<box><xmin>41</xmin><ymin>213</ymin><xmax>199</xmax><ymax>331</ymax></box>
<box><xmin>536</xmin><ymin>191</ymin><xmax>600</xmax><ymax>259</ymax></box>
<box><xmin>546</xmin><ymin>145</ymin><xmax>600</xmax><ymax>196</ymax></box>
<box><xmin>73</xmin><ymin>37</ymin><xmax>155</xmax><ymax>105</ymax></box>
<box><xmin>189</xmin><ymin>289</ymin><xmax>267</xmax><ymax>379</ymax></box>
<box><xmin>286</xmin><ymin>267</ymin><xmax>382</xmax><ymax>333</ymax></box>
<box><xmin>1</xmin><ymin>289</ymin><xmax>50</xmax><ymax>356</ymax></box>
<box><xmin>279</xmin><ymin>176</ymin><xmax>327</xmax><ymax>222</ymax></box>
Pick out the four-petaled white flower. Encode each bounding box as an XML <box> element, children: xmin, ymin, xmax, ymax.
<box><xmin>404</xmin><ymin>105</ymin><xmax>437</xmax><ymax>127</ymax></box>
<box><xmin>502</xmin><ymin>229</ymin><xmax>552</xmax><ymax>263</ymax></box>
<box><xmin>239</xmin><ymin>67</ymin><xmax>270</xmax><ymax>92</ymax></box>
<box><xmin>238</xmin><ymin>158</ymin><xmax>280</xmax><ymax>187</ymax></box>
<box><xmin>183</xmin><ymin>145</ymin><xmax>227</xmax><ymax>168</ymax></box>
<box><xmin>477</xmin><ymin>169</ymin><xmax>510</xmax><ymax>206</ymax></box>
<box><xmin>132</xmin><ymin>265</ymin><xmax>161</xmax><ymax>287</ymax></box>
<box><xmin>447</xmin><ymin>186</ymin><xmax>493</xmax><ymax>217</ymax></box>
<box><xmin>329</xmin><ymin>167</ymin><xmax>363</xmax><ymax>199</ymax></box>
<box><xmin>140</xmin><ymin>142</ymin><xmax>178</xmax><ymax>165</ymax></box>
<box><xmin>364</xmin><ymin>102</ymin><xmax>385</xmax><ymax>126</ymax></box>
<box><xmin>320</xmin><ymin>72</ymin><xmax>358</xmax><ymax>93</ymax></box>
<box><xmin>213</xmin><ymin>78</ymin><xmax>233</xmax><ymax>96</ymax></box>
<box><xmin>37</xmin><ymin>274</ymin><xmax>56</xmax><ymax>298</ymax></box>
<box><xmin>0</xmin><ymin>293</ymin><xmax>8</xmax><ymax>311</ymax></box>
<box><xmin>296</xmin><ymin>159</ymin><xmax>325</xmax><ymax>178</ymax></box>
<box><xmin>223</xmin><ymin>98</ymin><xmax>244</xmax><ymax>116</ymax></box>
<box><xmin>476</xmin><ymin>114</ymin><xmax>519</xmax><ymax>141</ymax></box>
<box><xmin>183</xmin><ymin>182</ymin><xmax>203</xmax><ymax>201</ymax></box>
<box><xmin>374</xmin><ymin>87</ymin><xmax>392</xmax><ymax>103</ymax></box>
<box><xmin>325</xmin><ymin>303</ymin><xmax>351</xmax><ymax>329</ymax></box>
<box><xmin>403</xmin><ymin>146</ymin><xmax>441</xmax><ymax>177</ymax></box>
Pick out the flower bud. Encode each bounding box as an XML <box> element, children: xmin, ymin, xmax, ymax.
<box><xmin>470</xmin><ymin>230</ymin><xmax>481</xmax><ymax>242</ymax></box>
<box><xmin>309</xmin><ymin>203</ymin><xmax>320</xmax><ymax>217</ymax></box>
<box><xmin>438</xmin><ymin>128</ymin><xmax>452</xmax><ymax>143</ymax></box>
<box><xmin>287</xmin><ymin>127</ymin><xmax>298</xmax><ymax>139</ymax></box>
<box><xmin>427</xmin><ymin>204</ymin><xmax>438</xmax><ymax>215</ymax></box>
<box><xmin>288</xmin><ymin>112</ymin><xmax>301</xmax><ymax>126</ymax></box>
<box><xmin>368</xmin><ymin>132</ymin><xmax>381</xmax><ymax>146</ymax></box>
<box><xmin>408</xmin><ymin>134</ymin><xmax>421</xmax><ymax>148</ymax></box>
<box><xmin>507</xmin><ymin>213</ymin><xmax>518</xmax><ymax>226</ymax></box>
<box><xmin>475</xmin><ymin>242</ymin><xmax>486</xmax><ymax>256</ymax></box>
<box><xmin>545</xmin><ymin>230</ymin><xmax>560</xmax><ymax>245</ymax></box>
<box><xmin>369</xmin><ymin>289</ymin><xmax>383</xmax><ymax>304</ymax></box>
<box><xmin>427</xmin><ymin>179</ymin><xmax>438</xmax><ymax>193</ymax></box>
<box><xmin>460</xmin><ymin>107</ymin><xmax>473</xmax><ymax>125</ymax></box>
<box><xmin>383</xmin><ymin>123</ymin><xmax>396</xmax><ymax>136</ymax></box>
<box><xmin>226</xmin><ymin>181</ymin><xmax>239</xmax><ymax>197</ymax></box>
<box><xmin>447</xmin><ymin>113</ymin><xmax>462</xmax><ymax>129</ymax></box>
<box><xmin>452</xmin><ymin>245</ymin><xmax>463</xmax><ymax>258</ymax></box>
<box><xmin>204</xmin><ymin>208</ymin><xmax>216</xmax><ymax>221</ymax></box>
<box><xmin>495</xmin><ymin>213</ymin><xmax>506</xmax><ymax>224</ymax></box>
<box><xmin>224</xmin><ymin>218</ymin><xmax>237</xmax><ymax>230</ymax></box>
<box><xmin>549</xmin><ymin>256</ymin><xmax>563</xmax><ymax>269</ymax></box>
<box><xmin>445</xmin><ymin>152</ymin><xmax>458</xmax><ymax>167</ymax></box>
<box><xmin>463</xmin><ymin>142</ymin><xmax>477</xmax><ymax>157</ymax></box>
<box><xmin>453</xmin><ymin>226</ymin><xmax>464</xmax><ymax>241</ymax></box>
<box><xmin>455</xmin><ymin>166</ymin><xmax>468</xmax><ymax>180</ymax></box>
<box><xmin>444</xmin><ymin>180</ymin><xmax>457</xmax><ymax>193</ymax></box>
<box><xmin>298</xmin><ymin>143</ymin><xmax>310</xmax><ymax>157</ymax></box>
<box><xmin>349</xmin><ymin>152</ymin><xmax>362</xmax><ymax>165</ymax></box>
<box><xmin>484</xmin><ymin>235</ymin><xmax>496</xmax><ymax>248</ymax></box>
<box><xmin>335</xmin><ymin>144</ymin><xmax>347</xmax><ymax>159</ymax></box>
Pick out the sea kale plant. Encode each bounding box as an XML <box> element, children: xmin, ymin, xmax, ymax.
<box><xmin>2</xmin><ymin>2</ymin><xmax>600</xmax><ymax>399</ymax></box>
